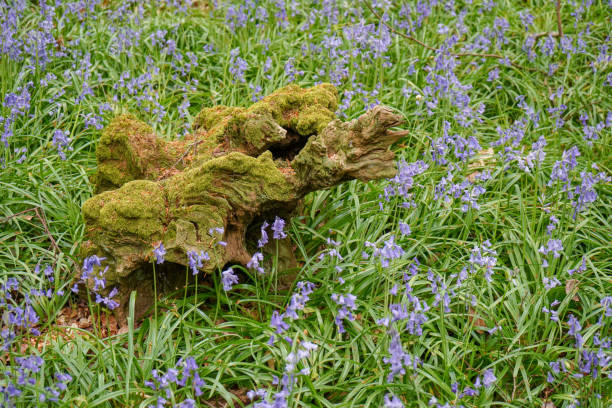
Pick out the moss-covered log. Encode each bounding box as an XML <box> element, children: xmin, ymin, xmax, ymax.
<box><xmin>80</xmin><ymin>84</ymin><xmax>408</xmax><ymax>319</ymax></box>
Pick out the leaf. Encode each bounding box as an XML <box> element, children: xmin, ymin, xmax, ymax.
<box><xmin>565</xmin><ymin>279</ymin><xmax>580</xmax><ymax>301</ymax></box>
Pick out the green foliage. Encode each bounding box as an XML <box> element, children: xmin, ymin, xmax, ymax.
<box><xmin>0</xmin><ymin>0</ymin><xmax>610</xmax><ymax>407</ymax></box>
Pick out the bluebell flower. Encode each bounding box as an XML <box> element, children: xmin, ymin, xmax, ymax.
<box><xmin>208</xmin><ymin>227</ymin><xmax>224</xmax><ymax>236</ymax></box>
<box><xmin>567</xmin><ymin>314</ymin><xmax>583</xmax><ymax>348</ymax></box>
<box><xmin>542</xmin><ymin>300</ymin><xmax>560</xmax><ymax>322</ymax></box>
<box><xmin>331</xmin><ymin>293</ymin><xmax>357</xmax><ymax>333</ymax></box>
<box><xmin>539</xmin><ymin>239</ymin><xmax>563</xmax><ymax>258</ymax></box>
<box><xmin>95</xmin><ymin>287</ymin><xmax>119</xmax><ymax>310</ymax></box>
<box><xmin>383</xmin><ymin>329</ymin><xmax>418</xmax><ymax>381</ymax></box>
<box><xmin>271</xmin><ymin>216</ymin><xmax>287</xmax><ymax>239</ymax></box>
<box><xmin>82</xmin><ymin>255</ymin><xmax>106</xmax><ymax>281</ymax></box>
<box><xmin>270</xmin><ymin>310</ymin><xmax>289</xmax><ymax>335</ymax></box>
<box><xmin>51</xmin><ymin>129</ymin><xmax>72</xmax><ymax>160</ymax></box>
<box><xmin>257</xmin><ymin>221</ymin><xmax>269</xmax><ymax>248</ymax></box>
<box><xmin>383</xmin><ymin>393</ymin><xmax>404</xmax><ymax>407</ymax></box>
<box><xmin>247</xmin><ymin>252</ymin><xmax>265</xmax><ymax>274</ymax></box>
<box><xmin>487</xmin><ymin>67</ymin><xmax>499</xmax><ymax>82</ymax></box>
<box><xmin>229</xmin><ymin>48</ymin><xmax>247</xmax><ymax>83</ymax></box>
<box><xmin>482</xmin><ymin>369</ymin><xmax>496</xmax><ymax>388</ymax></box>
<box><xmin>398</xmin><ymin>222</ymin><xmax>411</xmax><ymax>236</ymax></box>
<box><xmin>153</xmin><ymin>243</ymin><xmax>166</xmax><ymax>264</ymax></box>
<box><xmin>187</xmin><ymin>250</ymin><xmax>209</xmax><ymax>275</ymax></box>
<box><xmin>547</xmin><ymin>215</ymin><xmax>559</xmax><ymax>235</ymax></box>
<box><xmin>221</xmin><ymin>267</ymin><xmax>239</xmax><ymax>291</ymax></box>
<box><xmin>543</xmin><ymin>276</ymin><xmax>561</xmax><ymax>289</ymax></box>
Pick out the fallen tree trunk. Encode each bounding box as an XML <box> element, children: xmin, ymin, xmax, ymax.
<box><xmin>80</xmin><ymin>84</ymin><xmax>408</xmax><ymax>319</ymax></box>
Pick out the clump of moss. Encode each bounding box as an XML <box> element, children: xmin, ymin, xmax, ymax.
<box><xmin>193</xmin><ymin>84</ymin><xmax>338</xmax><ymax>155</ymax></box>
<box><xmin>83</xmin><ymin>179</ymin><xmax>165</xmax><ymax>240</ymax></box>
<box><xmin>93</xmin><ymin>114</ymin><xmax>197</xmax><ymax>192</ymax></box>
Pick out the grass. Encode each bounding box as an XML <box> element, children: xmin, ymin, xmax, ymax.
<box><xmin>0</xmin><ymin>0</ymin><xmax>611</xmax><ymax>407</ymax></box>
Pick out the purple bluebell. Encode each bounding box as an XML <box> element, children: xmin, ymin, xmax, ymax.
<box><xmin>208</xmin><ymin>227</ymin><xmax>224</xmax><ymax>236</ymax></box>
<box><xmin>398</xmin><ymin>222</ymin><xmax>411</xmax><ymax>236</ymax></box>
<box><xmin>257</xmin><ymin>221</ymin><xmax>269</xmax><ymax>248</ymax></box>
<box><xmin>482</xmin><ymin>369</ymin><xmax>496</xmax><ymax>388</ymax></box>
<box><xmin>383</xmin><ymin>393</ymin><xmax>404</xmax><ymax>407</ymax></box>
<box><xmin>271</xmin><ymin>216</ymin><xmax>287</xmax><ymax>239</ymax></box>
<box><xmin>539</xmin><ymin>239</ymin><xmax>563</xmax><ymax>258</ymax></box>
<box><xmin>153</xmin><ymin>243</ymin><xmax>166</xmax><ymax>264</ymax></box>
<box><xmin>95</xmin><ymin>287</ymin><xmax>119</xmax><ymax>310</ymax></box>
<box><xmin>51</xmin><ymin>129</ymin><xmax>72</xmax><ymax>160</ymax></box>
<box><xmin>229</xmin><ymin>48</ymin><xmax>248</xmax><ymax>83</ymax></box>
<box><xmin>383</xmin><ymin>329</ymin><xmax>418</xmax><ymax>381</ymax></box>
<box><xmin>81</xmin><ymin>255</ymin><xmax>106</xmax><ymax>281</ymax></box>
<box><xmin>567</xmin><ymin>314</ymin><xmax>583</xmax><ymax>348</ymax></box>
<box><xmin>331</xmin><ymin>293</ymin><xmax>357</xmax><ymax>333</ymax></box>
<box><xmin>487</xmin><ymin>67</ymin><xmax>499</xmax><ymax>82</ymax></box>
<box><xmin>543</xmin><ymin>276</ymin><xmax>561</xmax><ymax>289</ymax></box>
<box><xmin>247</xmin><ymin>252</ymin><xmax>264</xmax><ymax>274</ymax></box>
<box><xmin>542</xmin><ymin>300</ymin><xmax>560</xmax><ymax>322</ymax></box>
<box><xmin>221</xmin><ymin>267</ymin><xmax>239</xmax><ymax>291</ymax></box>
<box><xmin>546</xmin><ymin>215</ymin><xmax>559</xmax><ymax>235</ymax></box>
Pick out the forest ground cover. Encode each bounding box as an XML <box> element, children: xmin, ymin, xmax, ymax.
<box><xmin>0</xmin><ymin>0</ymin><xmax>611</xmax><ymax>407</ymax></box>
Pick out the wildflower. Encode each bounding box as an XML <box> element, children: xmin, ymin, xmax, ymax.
<box><xmin>542</xmin><ymin>300</ymin><xmax>560</xmax><ymax>322</ymax></box>
<box><xmin>95</xmin><ymin>287</ymin><xmax>119</xmax><ymax>310</ymax></box>
<box><xmin>482</xmin><ymin>369</ymin><xmax>496</xmax><ymax>388</ymax></box>
<box><xmin>153</xmin><ymin>243</ymin><xmax>166</xmax><ymax>264</ymax></box>
<box><xmin>383</xmin><ymin>329</ymin><xmax>418</xmax><ymax>381</ymax></box>
<box><xmin>601</xmin><ymin>296</ymin><xmax>612</xmax><ymax>317</ymax></box>
<box><xmin>384</xmin><ymin>394</ymin><xmax>404</xmax><ymax>407</ymax></box>
<box><xmin>546</xmin><ymin>215</ymin><xmax>559</xmax><ymax>235</ymax></box>
<box><xmin>519</xmin><ymin>10</ymin><xmax>534</xmax><ymax>30</ymax></box>
<box><xmin>229</xmin><ymin>48</ymin><xmax>248</xmax><ymax>83</ymax></box>
<box><xmin>539</xmin><ymin>239</ymin><xmax>563</xmax><ymax>258</ymax></box>
<box><xmin>208</xmin><ymin>227</ymin><xmax>224</xmax><ymax>236</ymax></box>
<box><xmin>331</xmin><ymin>293</ymin><xmax>357</xmax><ymax>333</ymax></box>
<box><xmin>271</xmin><ymin>216</ymin><xmax>287</xmax><ymax>239</ymax></box>
<box><xmin>398</xmin><ymin>222</ymin><xmax>411</xmax><ymax>236</ymax></box>
<box><xmin>270</xmin><ymin>310</ymin><xmax>289</xmax><ymax>335</ymax></box>
<box><xmin>374</xmin><ymin>236</ymin><xmax>405</xmax><ymax>268</ymax></box>
<box><xmin>543</xmin><ymin>276</ymin><xmax>561</xmax><ymax>289</ymax></box>
<box><xmin>487</xmin><ymin>67</ymin><xmax>499</xmax><ymax>82</ymax></box>
<box><xmin>82</xmin><ymin>255</ymin><xmax>106</xmax><ymax>281</ymax></box>
<box><xmin>187</xmin><ymin>250</ymin><xmax>209</xmax><ymax>275</ymax></box>
<box><xmin>52</xmin><ymin>129</ymin><xmax>72</xmax><ymax>160</ymax></box>
<box><xmin>257</xmin><ymin>221</ymin><xmax>269</xmax><ymax>247</ymax></box>
<box><xmin>221</xmin><ymin>267</ymin><xmax>239</xmax><ymax>291</ymax></box>
<box><xmin>567</xmin><ymin>314</ymin><xmax>583</xmax><ymax>348</ymax></box>
<box><xmin>571</xmin><ymin>171</ymin><xmax>610</xmax><ymax>216</ymax></box>
<box><xmin>468</xmin><ymin>240</ymin><xmax>497</xmax><ymax>281</ymax></box>
<box><xmin>247</xmin><ymin>252</ymin><xmax>264</xmax><ymax>274</ymax></box>
<box><xmin>548</xmin><ymin>147</ymin><xmax>580</xmax><ymax>188</ymax></box>
<box><xmin>284</xmin><ymin>281</ymin><xmax>315</xmax><ymax>320</ymax></box>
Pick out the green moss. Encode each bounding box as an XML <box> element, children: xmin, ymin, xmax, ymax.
<box><xmin>294</xmin><ymin>104</ymin><xmax>335</xmax><ymax>135</ymax></box>
<box><xmin>167</xmin><ymin>151</ymin><xmax>292</xmax><ymax>209</ymax></box>
<box><xmin>94</xmin><ymin>114</ymin><xmax>156</xmax><ymax>192</ymax></box>
<box><xmin>252</xmin><ymin>83</ymin><xmax>338</xmax><ymax>135</ymax></box>
<box><xmin>83</xmin><ymin>179</ymin><xmax>165</xmax><ymax>240</ymax></box>
<box><xmin>190</xmin><ymin>84</ymin><xmax>338</xmax><ymax>154</ymax></box>
<box><xmin>192</xmin><ymin>106</ymin><xmax>245</xmax><ymax>142</ymax></box>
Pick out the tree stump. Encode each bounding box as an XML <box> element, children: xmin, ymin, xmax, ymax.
<box><xmin>80</xmin><ymin>84</ymin><xmax>408</xmax><ymax>319</ymax></box>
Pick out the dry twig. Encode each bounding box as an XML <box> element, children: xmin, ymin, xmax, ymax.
<box><xmin>1</xmin><ymin>207</ymin><xmax>61</xmax><ymax>255</ymax></box>
<box><xmin>530</xmin><ymin>0</ymin><xmax>564</xmax><ymax>40</ymax></box>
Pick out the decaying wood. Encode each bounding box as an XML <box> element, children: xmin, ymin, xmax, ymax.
<box><xmin>80</xmin><ymin>84</ymin><xmax>408</xmax><ymax>319</ymax></box>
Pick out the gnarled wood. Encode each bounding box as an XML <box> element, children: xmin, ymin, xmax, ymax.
<box><xmin>80</xmin><ymin>84</ymin><xmax>407</xmax><ymax>319</ymax></box>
